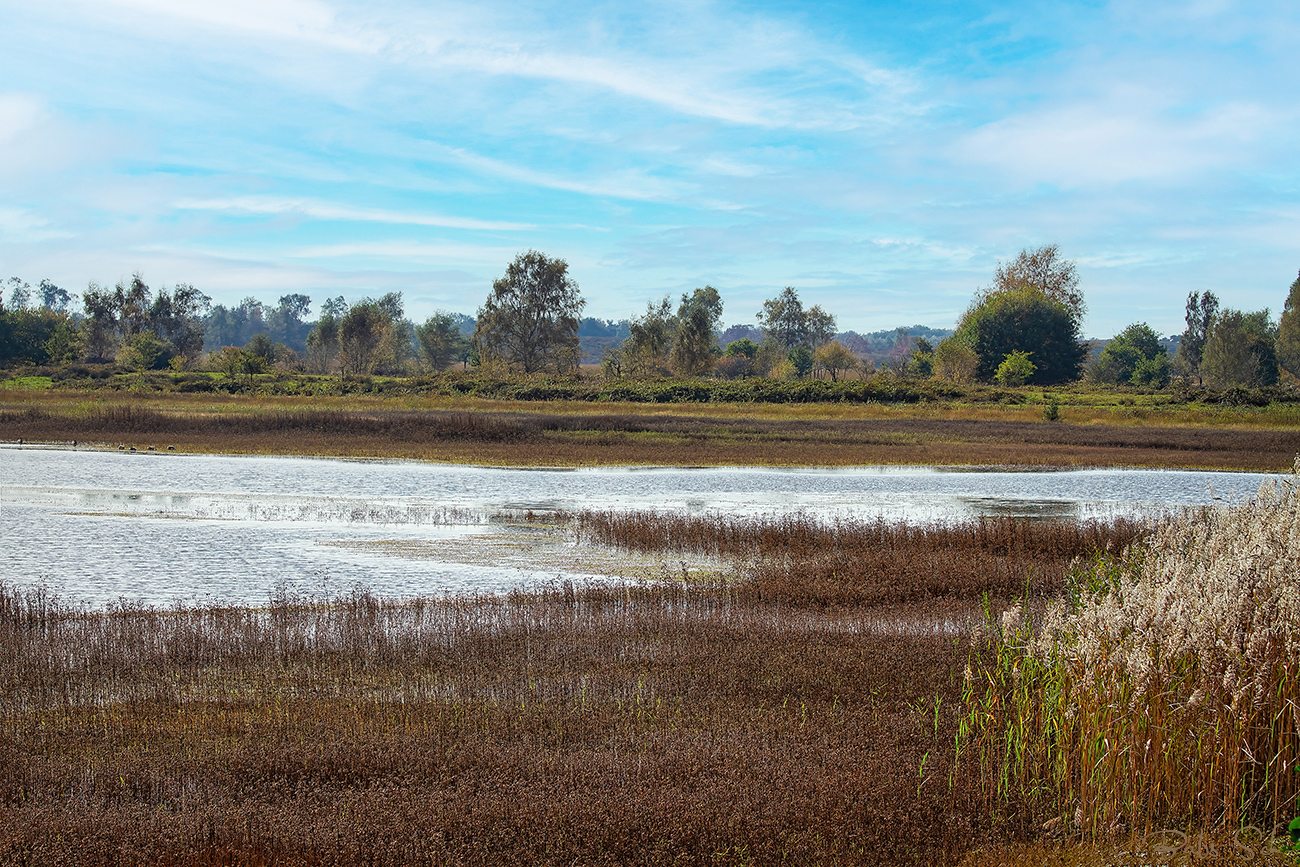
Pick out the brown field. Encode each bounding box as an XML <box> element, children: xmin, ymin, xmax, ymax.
<box><xmin>2</xmin><ymin>389</ymin><xmax>1299</xmax><ymax>469</ymax></box>
<box><xmin>2</xmin><ymin>514</ymin><xmax>1201</xmax><ymax>867</ymax></box>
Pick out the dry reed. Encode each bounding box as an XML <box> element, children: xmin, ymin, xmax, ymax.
<box><xmin>0</xmin><ymin>580</ymin><xmax>990</xmax><ymax>865</ymax></box>
<box><xmin>576</xmin><ymin>510</ymin><xmax>1148</xmax><ymax>606</ymax></box>
<box><xmin>960</xmin><ymin>461</ymin><xmax>1300</xmax><ymax>841</ymax></box>
<box><xmin>4</xmin><ymin>400</ymin><xmax>1298</xmax><ymax>468</ymax></box>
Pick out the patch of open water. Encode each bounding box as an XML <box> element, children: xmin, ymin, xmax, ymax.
<box><xmin>0</xmin><ymin>446</ymin><xmax>1278</xmax><ymax>608</ymax></box>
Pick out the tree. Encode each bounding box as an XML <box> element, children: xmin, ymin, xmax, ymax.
<box><xmin>669</xmin><ymin>286</ymin><xmax>723</xmax><ymax>376</ymax></box>
<box><xmin>37</xmin><ymin>279</ymin><xmax>70</xmax><ymax>312</ymax></box>
<box><xmin>725</xmin><ymin>338</ymin><xmax>758</xmax><ymax>359</ymax></box>
<box><xmin>1201</xmin><ymin>308</ymin><xmax>1278</xmax><ymax>389</ymax></box>
<box><xmin>814</xmin><ymin>340</ymin><xmax>859</xmax><ymax>382</ymax></box>
<box><xmin>475</xmin><ymin>251</ymin><xmax>584</xmax><ymax>374</ymax></box>
<box><xmin>267</xmin><ymin>293</ymin><xmax>313</xmax><ymax>353</ymax></box>
<box><xmin>81</xmin><ymin>282</ymin><xmax>121</xmax><ymax>362</ymax></box>
<box><xmin>1277</xmin><ymin>271</ymin><xmax>1300</xmax><ymax>379</ymax></box>
<box><xmin>415</xmin><ymin>312</ymin><xmax>468</xmax><ymax>372</ymax></box>
<box><xmin>804</xmin><ymin>305</ymin><xmax>837</xmax><ymax>349</ymax></box>
<box><xmin>758</xmin><ymin>287</ymin><xmax>808</xmax><ymax>351</ymax></box>
<box><xmin>305</xmin><ymin>313</ymin><xmax>341</xmax><ymax>373</ymax></box>
<box><xmin>1090</xmin><ymin>323</ymin><xmax>1168</xmax><ymax>387</ymax></box>
<box><xmin>6</xmin><ymin>278</ymin><xmax>31</xmax><ymax>310</ymax></box>
<box><xmin>1174</xmin><ymin>291</ymin><xmax>1219</xmax><ymax>384</ymax></box>
<box><xmin>931</xmin><ymin>338</ymin><xmax>979</xmax><ymax>384</ymax></box>
<box><xmin>787</xmin><ymin>345</ymin><xmax>814</xmax><ymax>379</ymax></box>
<box><xmin>149</xmin><ymin>283</ymin><xmax>211</xmax><ymax>361</ymax></box>
<box><xmin>983</xmin><ymin>243</ymin><xmax>1084</xmax><ymax>321</ymax></box>
<box><xmin>338</xmin><ymin>301</ymin><xmax>390</xmax><ymax>377</ymax></box>
<box><xmin>953</xmin><ymin>284</ymin><xmax>1086</xmax><ymax>384</ymax></box>
<box><xmin>906</xmin><ymin>337</ymin><xmax>934</xmax><ymax>378</ymax></box>
<box><xmin>620</xmin><ymin>296</ymin><xmax>676</xmax><ymax>376</ymax></box>
<box><xmin>114</xmin><ymin>274</ymin><xmax>152</xmax><ymax>339</ymax></box>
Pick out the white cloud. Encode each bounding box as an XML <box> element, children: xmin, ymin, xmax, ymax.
<box><xmin>95</xmin><ymin>0</ymin><xmax>383</xmax><ymax>53</ymax></box>
<box><xmin>286</xmin><ymin>240</ymin><xmax>518</xmax><ymax>263</ymax></box>
<box><xmin>954</xmin><ymin>94</ymin><xmax>1274</xmax><ymax>187</ymax></box>
<box><xmin>0</xmin><ymin>94</ymin><xmax>44</xmax><ymax>146</ymax></box>
<box><xmin>428</xmin><ymin>144</ymin><xmax>687</xmax><ymax>203</ymax></box>
<box><xmin>172</xmin><ymin>196</ymin><xmax>533</xmax><ymax>231</ymax></box>
<box><xmin>0</xmin><ymin>206</ymin><xmax>74</xmax><ymax>243</ymax></box>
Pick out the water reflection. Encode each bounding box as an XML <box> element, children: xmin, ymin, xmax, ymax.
<box><xmin>1</xmin><ymin>446</ymin><xmax>1276</xmax><ymax>608</ymax></box>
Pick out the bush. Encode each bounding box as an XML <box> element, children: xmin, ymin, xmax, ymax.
<box><xmin>993</xmin><ymin>350</ymin><xmax>1036</xmax><ymax>387</ymax></box>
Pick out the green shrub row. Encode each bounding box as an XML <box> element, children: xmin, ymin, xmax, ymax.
<box><xmin>14</xmin><ymin>365</ymin><xmax>1300</xmax><ymax>407</ymax></box>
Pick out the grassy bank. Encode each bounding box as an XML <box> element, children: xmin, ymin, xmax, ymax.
<box><xmin>3</xmin><ymin>387</ymin><xmax>1299</xmax><ymax>469</ymax></box>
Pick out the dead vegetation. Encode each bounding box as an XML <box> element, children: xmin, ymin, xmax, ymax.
<box><xmin>3</xmin><ymin>400</ymin><xmax>1298</xmax><ymax>468</ymax></box>
<box><xmin>0</xmin><ymin>512</ymin><xmax>1157</xmax><ymax>865</ymax></box>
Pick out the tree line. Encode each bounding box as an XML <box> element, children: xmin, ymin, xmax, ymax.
<box><xmin>2</xmin><ymin>247</ymin><xmax>1298</xmax><ymax>391</ymax></box>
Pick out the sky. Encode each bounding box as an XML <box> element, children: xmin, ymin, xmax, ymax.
<box><xmin>1</xmin><ymin>0</ymin><xmax>1297</xmax><ymax>338</ymax></box>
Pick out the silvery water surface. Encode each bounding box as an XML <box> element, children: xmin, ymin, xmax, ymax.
<box><xmin>1</xmin><ymin>446</ymin><xmax>1277</xmax><ymax>609</ymax></box>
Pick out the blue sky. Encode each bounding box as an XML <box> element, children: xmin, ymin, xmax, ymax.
<box><xmin>1</xmin><ymin>0</ymin><xmax>1296</xmax><ymax>337</ymax></box>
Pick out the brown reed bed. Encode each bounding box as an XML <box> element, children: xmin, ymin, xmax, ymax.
<box><xmin>575</xmin><ymin>510</ymin><xmax>1149</xmax><ymax>606</ymax></box>
<box><xmin>0</xmin><ymin>581</ymin><xmax>995</xmax><ymax>866</ymax></box>
<box><xmin>3</xmin><ymin>398</ymin><xmax>1299</xmax><ymax>468</ymax></box>
<box><xmin>0</xmin><ymin>510</ymin><xmax>1158</xmax><ymax>866</ymax></box>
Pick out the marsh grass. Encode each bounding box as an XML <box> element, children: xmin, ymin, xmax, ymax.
<box><xmin>5</xmin><ymin>397</ymin><xmax>1299</xmax><ymax>467</ymax></box>
<box><xmin>959</xmin><ymin>463</ymin><xmax>1300</xmax><ymax>841</ymax></box>
<box><xmin>0</xmin><ymin>580</ymin><xmax>993</xmax><ymax>866</ymax></box>
<box><xmin>0</xmin><ymin>511</ymin><xmax>1156</xmax><ymax>865</ymax></box>
<box><xmin>576</xmin><ymin>510</ymin><xmax>1148</xmax><ymax>606</ymax></box>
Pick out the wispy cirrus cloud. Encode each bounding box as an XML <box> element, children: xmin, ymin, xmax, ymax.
<box><xmin>172</xmin><ymin>196</ymin><xmax>533</xmax><ymax>231</ymax></box>
<box><xmin>954</xmin><ymin>91</ymin><xmax>1277</xmax><ymax>187</ymax></box>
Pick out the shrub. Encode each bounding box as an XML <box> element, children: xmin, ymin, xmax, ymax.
<box><xmin>994</xmin><ymin>350</ymin><xmax>1036</xmax><ymax>387</ymax></box>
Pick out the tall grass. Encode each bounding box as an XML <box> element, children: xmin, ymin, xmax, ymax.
<box><xmin>576</xmin><ymin>510</ymin><xmax>1147</xmax><ymax>606</ymax></box>
<box><xmin>959</xmin><ymin>460</ymin><xmax>1300</xmax><ymax>838</ymax></box>
<box><xmin>0</xmin><ymin>579</ymin><xmax>990</xmax><ymax>865</ymax></box>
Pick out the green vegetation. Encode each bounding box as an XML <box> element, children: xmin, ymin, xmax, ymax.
<box><xmin>474</xmin><ymin>250</ymin><xmax>584</xmax><ymax>373</ymax></box>
<box><xmin>3</xmin><ymin>246</ymin><xmax>1297</xmax><ymax>398</ymax></box>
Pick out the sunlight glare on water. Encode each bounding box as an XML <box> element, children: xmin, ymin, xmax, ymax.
<box><xmin>1</xmin><ymin>446</ymin><xmax>1276</xmax><ymax>608</ymax></box>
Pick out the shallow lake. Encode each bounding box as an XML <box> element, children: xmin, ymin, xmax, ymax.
<box><xmin>1</xmin><ymin>446</ymin><xmax>1278</xmax><ymax>608</ymax></box>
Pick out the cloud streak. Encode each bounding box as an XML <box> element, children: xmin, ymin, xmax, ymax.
<box><xmin>173</xmin><ymin>196</ymin><xmax>534</xmax><ymax>231</ymax></box>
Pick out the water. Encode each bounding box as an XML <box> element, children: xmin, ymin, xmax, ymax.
<box><xmin>1</xmin><ymin>446</ymin><xmax>1277</xmax><ymax>608</ymax></box>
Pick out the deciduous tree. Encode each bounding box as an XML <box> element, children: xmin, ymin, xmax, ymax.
<box><xmin>415</xmin><ymin>312</ymin><xmax>469</xmax><ymax>372</ymax></box>
<box><xmin>669</xmin><ymin>286</ymin><xmax>723</xmax><ymax>376</ymax></box>
<box><xmin>1174</xmin><ymin>291</ymin><xmax>1219</xmax><ymax>384</ymax></box>
<box><xmin>475</xmin><ymin>251</ymin><xmax>584</xmax><ymax>374</ymax></box>
<box><xmin>1277</xmin><ymin>271</ymin><xmax>1300</xmax><ymax>379</ymax></box>
<box><xmin>1089</xmin><ymin>323</ymin><xmax>1168</xmax><ymax>387</ymax></box>
<box><xmin>758</xmin><ymin>287</ymin><xmax>808</xmax><ymax>351</ymax></box>
<box><xmin>813</xmin><ymin>340</ymin><xmax>858</xmax><ymax>382</ymax></box>
<box><xmin>338</xmin><ymin>301</ymin><xmax>390</xmax><ymax>377</ymax></box>
<box><xmin>953</xmin><ymin>283</ymin><xmax>1086</xmax><ymax>384</ymax></box>
<box><xmin>1201</xmin><ymin>308</ymin><xmax>1278</xmax><ymax>388</ymax></box>
<box><xmin>983</xmin><ymin>243</ymin><xmax>1085</xmax><ymax>321</ymax></box>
